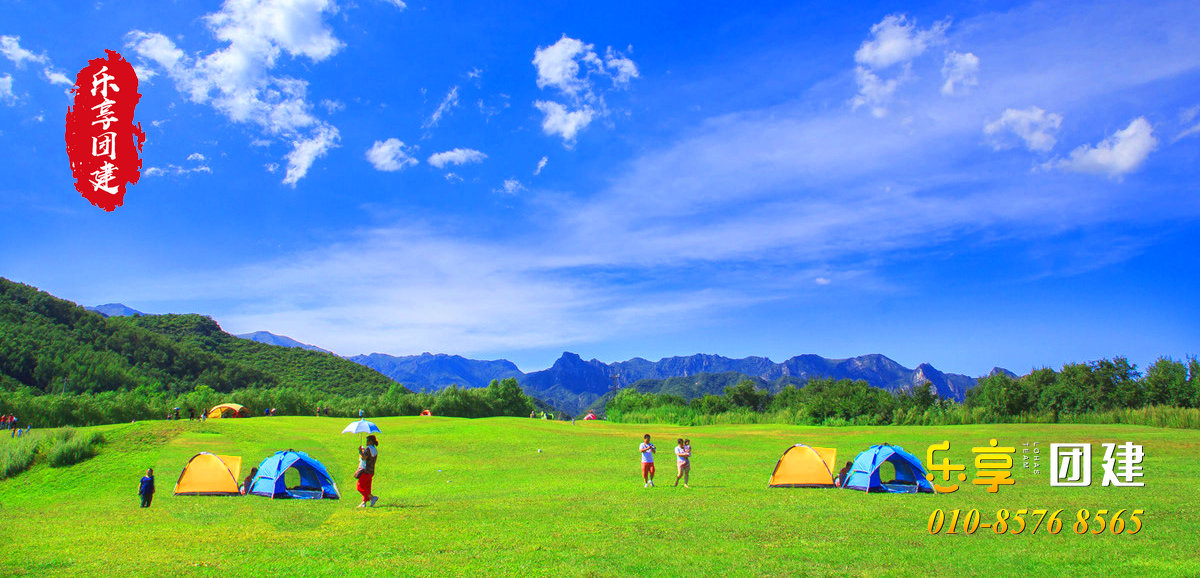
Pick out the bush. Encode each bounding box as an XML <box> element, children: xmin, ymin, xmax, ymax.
<box><xmin>47</xmin><ymin>429</ymin><xmax>105</xmax><ymax>467</ymax></box>
<box><xmin>0</xmin><ymin>434</ymin><xmax>42</xmax><ymax>479</ymax></box>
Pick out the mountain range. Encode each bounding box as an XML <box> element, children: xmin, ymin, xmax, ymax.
<box><xmin>91</xmin><ymin>304</ymin><xmax>1001</xmax><ymax>414</ymax></box>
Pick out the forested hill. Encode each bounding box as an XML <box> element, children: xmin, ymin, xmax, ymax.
<box><xmin>0</xmin><ymin>278</ymin><xmax>400</xmax><ymax>397</ymax></box>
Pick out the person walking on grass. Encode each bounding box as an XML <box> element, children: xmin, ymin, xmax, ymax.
<box><xmin>242</xmin><ymin>467</ymin><xmax>259</xmax><ymax>495</ymax></box>
<box><xmin>138</xmin><ymin>468</ymin><xmax>155</xmax><ymax>508</ymax></box>
<box><xmin>357</xmin><ymin>434</ymin><xmax>380</xmax><ymax>508</ymax></box>
<box><xmin>640</xmin><ymin>434</ymin><xmax>656</xmax><ymax>488</ymax></box>
<box><xmin>674</xmin><ymin>438</ymin><xmax>691</xmax><ymax>488</ymax></box>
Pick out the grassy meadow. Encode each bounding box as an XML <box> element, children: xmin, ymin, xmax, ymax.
<box><xmin>0</xmin><ymin>417</ymin><xmax>1197</xmax><ymax>576</ymax></box>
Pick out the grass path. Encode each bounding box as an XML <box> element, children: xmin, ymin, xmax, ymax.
<box><xmin>1</xmin><ymin>417</ymin><xmax>1197</xmax><ymax>576</ymax></box>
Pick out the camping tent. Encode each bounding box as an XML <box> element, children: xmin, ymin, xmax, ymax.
<box><xmin>583</xmin><ymin>412</ymin><xmax>598</xmax><ymax>420</ymax></box>
<box><xmin>207</xmin><ymin>403</ymin><xmax>248</xmax><ymax>418</ymax></box>
<box><xmin>843</xmin><ymin>444</ymin><xmax>935</xmax><ymax>493</ymax></box>
<box><xmin>248</xmin><ymin>450</ymin><xmax>340</xmax><ymax>499</ymax></box>
<box><xmin>419</xmin><ymin>409</ymin><xmax>432</xmax><ymax>416</ymax></box>
<box><xmin>174</xmin><ymin>452</ymin><xmax>243</xmax><ymax>496</ymax></box>
<box><xmin>767</xmin><ymin>444</ymin><xmax>838</xmax><ymax>487</ymax></box>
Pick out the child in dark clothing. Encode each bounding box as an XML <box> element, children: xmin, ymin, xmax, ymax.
<box><xmin>139</xmin><ymin>468</ymin><xmax>155</xmax><ymax>508</ymax></box>
<box><xmin>242</xmin><ymin>467</ymin><xmax>259</xmax><ymax>495</ymax></box>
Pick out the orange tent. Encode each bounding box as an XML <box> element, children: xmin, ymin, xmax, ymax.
<box><xmin>767</xmin><ymin>444</ymin><xmax>838</xmax><ymax>488</ymax></box>
<box><xmin>419</xmin><ymin>409</ymin><xmax>432</xmax><ymax>416</ymax></box>
<box><xmin>174</xmin><ymin>453</ymin><xmax>243</xmax><ymax>496</ymax></box>
<box><xmin>207</xmin><ymin>403</ymin><xmax>247</xmax><ymax>418</ymax></box>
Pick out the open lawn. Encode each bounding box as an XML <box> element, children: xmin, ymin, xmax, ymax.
<box><xmin>0</xmin><ymin>417</ymin><xmax>1197</xmax><ymax>576</ymax></box>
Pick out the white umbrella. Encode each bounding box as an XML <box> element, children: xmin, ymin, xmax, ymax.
<box><xmin>342</xmin><ymin>419</ymin><xmax>381</xmax><ymax>445</ymax></box>
<box><xmin>342</xmin><ymin>419</ymin><xmax>381</xmax><ymax>434</ymax></box>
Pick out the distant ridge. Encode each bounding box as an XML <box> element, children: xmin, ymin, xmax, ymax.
<box><xmin>236</xmin><ymin>331</ymin><xmax>332</xmax><ymax>354</ymax></box>
<box><xmin>86</xmin><ymin>303</ymin><xmax>143</xmax><ymax>317</ymax></box>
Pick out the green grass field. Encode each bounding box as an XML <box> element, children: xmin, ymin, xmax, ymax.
<box><xmin>0</xmin><ymin>417</ymin><xmax>1196</xmax><ymax>576</ymax></box>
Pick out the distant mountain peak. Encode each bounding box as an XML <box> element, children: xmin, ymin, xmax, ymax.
<box><xmin>235</xmin><ymin>331</ymin><xmax>331</xmax><ymax>354</ymax></box>
<box><xmin>87</xmin><ymin>303</ymin><xmax>143</xmax><ymax>317</ymax></box>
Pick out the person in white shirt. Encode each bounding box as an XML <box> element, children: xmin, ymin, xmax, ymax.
<box><xmin>639</xmin><ymin>434</ymin><xmax>656</xmax><ymax>488</ymax></box>
<box><xmin>674</xmin><ymin>438</ymin><xmax>691</xmax><ymax>488</ymax></box>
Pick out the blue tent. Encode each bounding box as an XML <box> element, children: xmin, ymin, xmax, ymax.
<box><xmin>249</xmin><ymin>450</ymin><xmax>340</xmax><ymax>499</ymax></box>
<box><xmin>843</xmin><ymin>444</ymin><xmax>935</xmax><ymax>493</ymax></box>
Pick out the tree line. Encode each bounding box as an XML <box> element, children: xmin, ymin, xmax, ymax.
<box><xmin>605</xmin><ymin>356</ymin><xmax>1200</xmax><ymax>429</ymax></box>
<box><xmin>0</xmin><ymin>378</ymin><xmax>535</xmax><ymax>428</ymax></box>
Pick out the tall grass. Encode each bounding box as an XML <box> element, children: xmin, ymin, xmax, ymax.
<box><xmin>0</xmin><ymin>433</ymin><xmax>43</xmax><ymax>480</ymax></box>
<box><xmin>46</xmin><ymin>427</ymin><xmax>105</xmax><ymax>467</ymax></box>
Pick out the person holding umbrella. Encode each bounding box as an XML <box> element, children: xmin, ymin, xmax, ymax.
<box><xmin>357</xmin><ymin>435</ymin><xmax>379</xmax><ymax>508</ymax></box>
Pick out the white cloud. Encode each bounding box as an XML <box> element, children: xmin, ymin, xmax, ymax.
<box><xmin>320</xmin><ymin>98</ymin><xmax>344</xmax><ymax>114</ymax></box>
<box><xmin>42</xmin><ymin>68</ymin><xmax>71</xmax><ymax>86</ymax></box>
<box><xmin>534</xmin><ymin>156</ymin><xmax>548</xmax><ymax>175</ymax></box>
<box><xmin>815</xmin><ymin>277</ymin><xmax>831</xmax><ymax>286</ymax></box>
<box><xmin>1178</xmin><ymin>105</ymin><xmax>1200</xmax><ymax>141</ymax></box>
<box><xmin>144</xmin><ymin>153</ymin><xmax>212</xmax><ymax>177</ymax></box>
<box><xmin>444</xmin><ymin>172</ymin><xmax>463</xmax><ymax>183</ymax></box>
<box><xmin>284</xmin><ymin>125</ymin><xmax>340</xmax><ymax>184</ymax></box>
<box><xmin>366</xmin><ymin>138</ymin><xmax>418</xmax><ymax>172</ymax></box>
<box><xmin>126</xmin><ymin>0</ymin><xmax>344</xmax><ymax>185</ymax></box>
<box><xmin>497</xmin><ymin>179</ymin><xmax>524</xmax><ymax>194</ymax></box>
<box><xmin>941</xmin><ymin>51</ymin><xmax>979</xmax><ymax>95</ymax></box>
<box><xmin>0</xmin><ymin>36</ymin><xmax>45</xmax><ymax>67</ymax></box>
<box><xmin>380</xmin><ymin>0</ymin><xmax>407</xmax><ymax>9</ymax></box>
<box><xmin>854</xmin><ymin>15</ymin><xmax>948</xmax><ymax>71</ymax></box>
<box><xmin>265</xmin><ymin>162</ymin><xmax>279</xmax><ymax>173</ymax></box>
<box><xmin>423</xmin><ymin>86</ymin><xmax>459</xmax><ymax>129</ymax></box>
<box><xmin>0</xmin><ymin>74</ymin><xmax>14</xmax><ymax>105</ymax></box>
<box><xmin>984</xmin><ymin>107</ymin><xmax>1063</xmax><ymax>152</ymax></box>
<box><xmin>427</xmin><ymin>147</ymin><xmax>486</xmax><ymax>169</ymax></box>
<box><xmin>852</xmin><ymin>14</ymin><xmax>948</xmax><ymax>116</ymax></box>
<box><xmin>532</xmin><ymin>35</ymin><xmax>636</xmax><ymax>145</ymax></box>
<box><xmin>1045</xmin><ymin>117</ymin><xmax>1158</xmax><ymax>178</ymax></box>
<box><xmin>604</xmin><ymin>46</ymin><xmax>638</xmax><ymax>86</ymax></box>
<box><xmin>535</xmin><ymin>100</ymin><xmax>594</xmax><ymax>145</ymax></box>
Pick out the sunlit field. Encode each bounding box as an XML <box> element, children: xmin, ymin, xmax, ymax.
<box><xmin>1</xmin><ymin>417</ymin><xmax>1196</xmax><ymax>576</ymax></box>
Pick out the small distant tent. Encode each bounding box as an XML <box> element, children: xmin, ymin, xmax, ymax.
<box><xmin>208</xmin><ymin>403</ymin><xmax>248</xmax><ymax>418</ymax></box>
<box><xmin>583</xmin><ymin>411</ymin><xmax>598</xmax><ymax>420</ymax></box>
<box><xmin>768</xmin><ymin>444</ymin><xmax>838</xmax><ymax>487</ymax></box>
<box><xmin>419</xmin><ymin>409</ymin><xmax>432</xmax><ymax>416</ymax></box>
<box><xmin>174</xmin><ymin>452</ymin><xmax>243</xmax><ymax>496</ymax></box>
<box><xmin>248</xmin><ymin>450</ymin><xmax>339</xmax><ymax>499</ymax></box>
<box><xmin>843</xmin><ymin>444</ymin><xmax>935</xmax><ymax>493</ymax></box>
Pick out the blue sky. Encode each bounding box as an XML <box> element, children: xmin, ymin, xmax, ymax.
<box><xmin>2</xmin><ymin>0</ymin><xmax>1198</xmax><ymax>376</ymax></box>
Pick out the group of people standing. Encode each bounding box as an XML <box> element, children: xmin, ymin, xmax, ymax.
<box><xmin>639</xmin><ymin>434</ymin><xmax>692</xmax><ymax>488</ymax></box>
<box><xmin>1</xmin><ymin>413</ymin><xmax>19</xmax><ymax>436</ymax></box>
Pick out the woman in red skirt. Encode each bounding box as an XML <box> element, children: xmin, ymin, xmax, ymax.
<box><xmin>357</xmin><ymin>434</ymin><xmax>379</xmax><ymax>507</ymax></box>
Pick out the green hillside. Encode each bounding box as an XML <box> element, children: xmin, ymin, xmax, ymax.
<box><xmin>0</xmin><ymin>277</ymin><xmax>398</xmax><ymax>398</ymax></box>
<box><xmin>117</xmin><ymin>313</ymin><xmax>399</xmax><ymax>397</ymax></box>
<box><xmin>0</xmin><ymin>418</ymin><xmax>1196</xmax><ymax>575</ymax></box>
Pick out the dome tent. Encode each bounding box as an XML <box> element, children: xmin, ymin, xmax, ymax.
<box><xmin>843</xmin><ymin>444</ymin><xmax>935</xmax><ymax>493</ymax></box>
<box><xmin>248</xmin><ymin>450</ymin><xmax>340</xmax><ymax>499</ymax></box>
<box><xmin>767</xmin><ymin>444</ymin><xmax>838</xmax><ymax>488</ymax></box>
<box><xmin>174</xmin><ymin>453</ymin><xmax>243</xmax><ymax>496</ymax></box>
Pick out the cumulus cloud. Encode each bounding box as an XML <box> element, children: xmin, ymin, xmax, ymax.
<box><xmin>1045</xmin><ymin>117</ymin><xmax>1157</xmax><ymax>178</ymax></box>
<box><xmin>852</xmin><ymin>14</ymin><xmax>948</xmax><ymax>117</ymax></box>
<box><xmin>366</xmin><ymin>138</ymin><xmax>418</xmax><ymax>172</ymax></box>
<box><xmin>941</xmin><ymin>51</ymin><xmax>979</xmax><ymax>95</ymax></box>
<box><xmin>428</xmin><ymin>148</ymin><xmax>486</xmax><ymax>169</ymax></box>
<box><xmin>532</xmin><ymin>35</ymin><xmax>636</xmax><ymax>145</ymax></box>
<box><xmin>535</xmin><ymin>100</ymin><xmax>594</xmax><ymax>145</ymax></box>
<box><xmin>423</xmin><ymin>86</ymin><xmax>459</xmax><ymax>129</ymax></box>
<box><xmin>0</xmin><ymin>74</ymin><xmax>15</xmax><ymax>105</ymax></box>
<box><xmin>984</xmin><ymin>107</ymin><xmax>1063</xmax><ymax>152</ymax></box>
<box><xmin>534</xmin><ymin>156</ymin><xmax>548</xmax><ymax>175</ymax></box>
<box><xmin>126</xmin><ymin>0</ymin><xmax>344</xmax><ymax>186</ymax></box>
<box><xmin>187</xmin><ymin>152</ymin><xmax>206</xmax><ymax>162</ymax></box>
